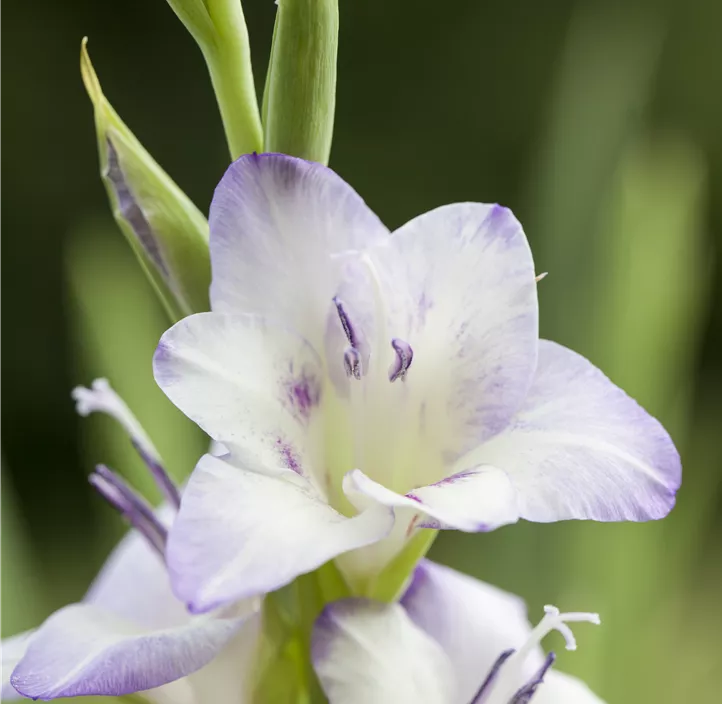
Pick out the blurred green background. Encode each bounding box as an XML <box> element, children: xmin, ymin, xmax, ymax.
<box><xmin>2</xmin><ymin>0</ymin><xmax>721</xmax><ymax>701</ymax></box>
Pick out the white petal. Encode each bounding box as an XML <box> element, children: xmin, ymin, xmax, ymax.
<box><xmin>208</xmin><ymin>153</ymin><xmax>388</xmax><ymax>345</ymax></box>
<box><xmin>359</xmin><ymin>203</ymin><xmax>538</xmax><ymax>482</ymax></box>
<box><xmin>9</xmin><ymin>603</ymin><xmax>248</xmax><ymax>700</ymax></box>
<box><xmin>344</xmin><ymin>466</ymin><xmax>520</xmax><ymax>532</ymax></box>
<box><xmin>154</xmin><ymin>313</ymin><xmax>324</xmax><ymax>481</ymax></box>
<box><xmin>401</xmin><ymin>560</ymin><xmax>542</xmax><ymax>703</ymax></box>
<box><xmin>469</xmin><ymin>340</ymin><xmax>681</xmax><ymax>522</ymax></box>
<box><xmin>533</xmin><ymin>669</ymin><xmax>606</xmax><ymax>703</ymax></box>
<box><xmin>85</xmin><ymin>505</ymin><xmax>188</xmax><ymax>630</ymax></box>
<box><xmin>166</xmin><ymin>454</ymin><xmax>394</xmax><ymax>613</ymax></box>
<box><xmin>2</xmin><ymin>631</ymin><xmax>34</xmax><ymax>700</ymax></box>
<box><xmin>312</xmin><ymin>599</ymin><xmax>457</xmax><ymax>704</ymax></box>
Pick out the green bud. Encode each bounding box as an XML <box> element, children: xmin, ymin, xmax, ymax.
<box><xmin>164</xmin><ymin>0</ymin><xmax>263</xmax><ymax>159</ymax></box>
<box><xmin>81</xmin><ymin>39</ymin><xmax>211</xmax><ymax>321</ymax></box>
<box><xmin>263</xmin><ymin>0</ymin><xmax>338</xmax><ymax>165</ymax></box>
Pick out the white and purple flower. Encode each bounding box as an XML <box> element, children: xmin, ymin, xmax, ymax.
<box><xmin>312</xmin><ymin>560</ymin><xmax>604</xmax><ymax>704</ymax></box>
<box><xmin>3</xmin><ymin>381</ymin><xmax>260</xmax><ymax>703</ymax></box>
<box><xmin>153</xmin><ymin>152</ymin><xmax>681</xmax><ymax>610</ymax></box>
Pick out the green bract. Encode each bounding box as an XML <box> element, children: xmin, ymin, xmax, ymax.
<box><xmin>81</xmin><ymin>39</ymin><xmax>211</xmax><ymax>321</ymax></box>
<box><xmin>263</xmin><ymin>0</ymin><xmax>339</xmax><ymax>164</ymax></box>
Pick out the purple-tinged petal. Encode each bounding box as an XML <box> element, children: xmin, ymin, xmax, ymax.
<box><xmin>84</xmin><ymin>505</ymin><xmax>188</xmax><ymax>630</ymax></box>
<box><xmin>353</xmin><ymin>203</ymin><xmax>538</xmax><ymax>481</ymax></box>
<box><xmin>154</xmin><ymin>312</ymin><xmax>324</xmax><ymax>482</ymax></box>
<box><xmin>401</xmin><ymin>560</ymin><xmax>543</xmax><ymax>704</ymax></box>
<box><xmin>344</xmin><ymin>466</ymin><xmax>519</xmax><ymax>533</ymax></box>
<box><xmin>469</xmin><ymin>340</ymin><xmax>681</xmax><ymax>522</ymax></box>
<box><xmin>531</xmin><ymin>670</ymin><xmax>606</xmax><ymax>703</ymax></box>
<box><xmin>166</xmin><ymin>454</ymin><xmax>394</xmax><ymax>613</ymax></box>
<box><xmin>10</xmin><ymin>603</ymin><xmax>249</xmax><ymax>700</ymax></box>
<box><xmin>2</xmin><ymin>631</ymin><xmax>34</xmax><ymax>700</ymax></box>
<box><xmin>312</xmin><ymin>599</ymin><xmax>456</xmax><ymax>704</ymax></box>
<box><xmin>208</xmin><ymin>154</ymin><xmax>388</xmax><ymax>344</ymax></box>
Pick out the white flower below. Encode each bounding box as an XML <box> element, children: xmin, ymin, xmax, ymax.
<box><xmin>312</xmin><ymin>560</ymin><xmax>604</xmax><ymax>704</ymax></box>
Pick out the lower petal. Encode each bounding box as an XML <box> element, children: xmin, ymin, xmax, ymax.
<box><xmin>167</xmin><ymin>454</ymin><xmax>394</xmax><ymax>613</ymax></box>
<box><xmin>343</xmin><ymin>466</ymin><xmax>519</xmax><ymax>533</ymax></box>
<box><xmin>10</xmin><ymin>603</ymin><xmax>248</xmax><ymax>700</ymax></box>
<box><xmin>532</xmin><ymin>670</ymin><xmax>606</xmax><ymax>703</ymax></box>
<box><xmin>2</xmin><ymin>631</ymin><xmax>34</xmax><ymax>700</ymax></box>
<box><xmin>84</xmin><ymin>504</ymin><xmax>188</xmax><ymax>630</ymax></box>
<box><xmin>468</xmin><ymin>340</ymin><xmax>681</xmax><ymax>522</ymax></box>
<box><xmin>312</xmin><ymin>599</ymin><xmax>457</xmax><ymax>704</ymax></box>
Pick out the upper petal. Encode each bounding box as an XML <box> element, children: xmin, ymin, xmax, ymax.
<box><xmin>2</xmin><ymin>630</ymin><xmax>34</xmax><ymax>700</ymax></box>
<box><xmin>10</xmin><ymin>603</ymin><xmax>248</xmax><ymax>700</ymax></box>
<box><xmin>341</xmin><ymin>203</ymin><xmax>538</xmax><ymax>488</ymax></box>
<box><xmin>208</xmin><ymin>153</ymin><xmax>388</xmax><ymax>341</ymax></box>
<box><xmin>532</xmin><ymin>669</ymin><xmax>606</xmax><ymax>703</ymax></box>
<box><xmin>401</xmin><ymin>560</ymin><xmax>542</xmax><ymax>703</ymax></box>
<box><xmin>166</xmin><ymin>454</ymin><xmax>394</xmax><ymax>613</ymax></box>
<box><xmin>154</xmin><ymin>312</ymin><xmax>324</xmax><ymax>480</ymax></box>
<box><xmin>312</xmin><ymin>599</ymin><xmax>457</xmax><ymax>704</ymax></box>
<box><xmin>469</xmin><ymin>340</ymin><xmax>681</xmax><ymax>522</ymax></box>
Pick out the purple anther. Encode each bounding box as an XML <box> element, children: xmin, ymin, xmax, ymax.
<box><xmin>388</xmin><ymin>338</ymin><xmax>414</xmax><ymax>382</ymax></box>
<box><xmin>131</xmin><ymin>438</ymin><xmax>181</xmax><ymax>510</ymax></box>
<box><xmin>470</xmin><ymin>649</ymin><xmax>514</xmax><ymax>704</ymax></box>
<box><xmin>509</xmin><ymin>652</ymin><xmax>556</xmax><ymax>704</ymax></box>
<box><xmin>343</xmin><ymin>346</ymin><xmax>362</xmax><ymax>380</ymax></box>
<box><xmin>89</xmin><ymin>465</ymin><xmax>167</xmax><ymax>555</ymax></box>
<box><xmin>333</xmin><ymin>296</ymin><xmax>359</xmax><ymax>348</ymax></box>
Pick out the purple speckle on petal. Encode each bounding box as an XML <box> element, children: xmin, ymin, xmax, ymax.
<box><xmin>276</xmin><ymin>438</ymin><xmax>303</xmax><ymax>475</ymax></box>
<box><xmin>284</xmin><ymin>371</ymin><xmax>321</xmax><ymax>421</ymax></box>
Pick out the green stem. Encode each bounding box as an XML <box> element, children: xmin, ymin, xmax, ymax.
<box><xmin>203</xmin><ymin>0</ymin><xmax>263</xmax><ymax>159</ymax></box>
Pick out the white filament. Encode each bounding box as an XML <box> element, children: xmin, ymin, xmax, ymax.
<box><xmin>71</xmin><ymin>378</ymin><xmax>161</xmax><ymax>464</ymax></box>
<box><xmin>483</xmin><ymin>605</ymin><xmax>600</xmax><ymax>704</ymax></box>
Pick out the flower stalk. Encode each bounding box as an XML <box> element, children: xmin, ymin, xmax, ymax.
<box><xmin>164</xmin><ymin>0</ymin><xmax>263</xmax><ymax>159</ymax></box>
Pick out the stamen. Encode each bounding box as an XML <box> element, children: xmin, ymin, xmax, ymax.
<box><xmin>388</xmin><ymin>338</ymin><xmax>413</xmax><ymax>382</ymax></box>
<box><xmin>476</xmin><ymin>605</ymin><xmax>600</xmax><ymax>704</ymax></box>
<box><xmin>72</xmin><ymin>379</ymin><xmax>180</xmax><ymax>508</ymax></box>
<box><xmin>333</xmin><ymin>297</ymin><xmax>359</xmax><ymax>348</ymax></box>
<box><xmin>89</xmin><ymin>465</ymin><xmax>167</xmax><ymax>555</ymax></box>
<box><xmin>509</xmin><ymin>653</ymin><xmax>556</xmax><ymax>704</ymax></box>
<box><xmin>470</xmin><ymin>649</ymin><xmax>513</xmax><ymax>703</ymax></box>
<box><xmin>343</xmin><ymin>346</ymin><xmax>362</xmax><ymax>380</ymax></box>
<box><xmin>131</xmin><ymin>439</ymin><xmax>181</xmax><ymax>509</ymax></box>
<box><xmin>535</xmin><ymin>272</ymin><xmax>548</xmax><ymax>283</ymax></box>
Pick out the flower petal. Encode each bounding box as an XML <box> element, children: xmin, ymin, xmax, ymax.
<box><xmin>166</xmin><ymin>454</ymin><xmax>394</xmax><ymax>613</ymax></box>
<box><xmin>312</xmin><ymin>599</ymin><xmax>457</xmax><ymax>704</ymax></box>
<box><xmin>10</xmin><ymin>603</ymin><xmax>248</xmax><ymax>700</ymax></box>
<box><xmin>344</xmin><ymin>466</ymin><xmax>520</xmax><ymax>533</ymax></box>
<box><xmin>401</xmin><ymin>560</ymin><xmax>543</xmax><ymax>703</ymax></box>
<box><xmin>532</xmin><ymin>670</ymin><xmax>606</xmax><ymax>703</ymax></box>
<box><xmin>154</xmin><ymin>312</ymin><xmax>324</xmax><ymax>481</ymax></box>
<box><xmin>361</xmin><ymin>203</ymin><xmax>539</xmax><ymax>475</ymax></box>
<box><xmin>2</xmin><ymin>631</ymin><xmax>34</xmax><ymax>700</ymax></box>
<box><xmin>84</xmin><ymin>505</ymin><xmax>188</xmax><ymax>630</ymax></box>
<box><xmin>208</xmin><ymin>153</ymin><xmax>388</xmax><ymax>340</ymax></box>
<box><xmin>469</xmin><ymin>340</ymin><xmax>681</xmax><ymax>522</ymax></box>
